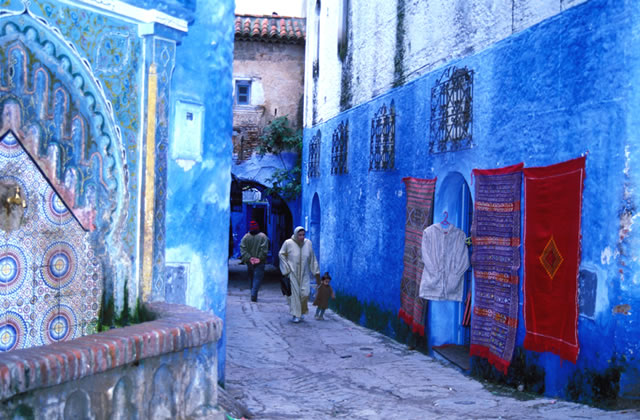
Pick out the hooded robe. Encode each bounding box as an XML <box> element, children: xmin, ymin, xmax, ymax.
<box><xmin>279</xmin><ymin>226</ymin><xmax>320</xmax><ymax>317</ymax></box>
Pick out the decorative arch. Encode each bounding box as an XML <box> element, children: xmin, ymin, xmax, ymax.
<box><xmin>433</xmin><ymin>171</ymin><xmax>472</xmax><ymax>229</ymax></box>
<box><xmin>63</xmin><ymin>389</ymin><xmax>92</xmax><ymax>419</ymax></box>
<box><xmin>149</xmin><ymin>365</ymin><xmax>176</xmax><ymax>418</ymax></box>
<box><xmin>0</xmin><ymin>10</ymin><xmax>126</xmax><ymax>236</ymax></box>
<box><xmin>229</xmin><ymin>175</ymin><xmax>293</xmax><ymax>267</ymax></box>
<box><xmin>0</xmin><ymin>9</ymin><xmax>128</xmax><ymax>296</ymax></box>
<box><xmin>430</xmin><ymin>171</ymin><xmax>473</xmax><ymax>348</ymax></box>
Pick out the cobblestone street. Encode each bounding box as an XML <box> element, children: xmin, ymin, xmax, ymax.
<box><xmin>223</xmin><ymin>261</ymin><xmax>639</xmax><ymax>419</ymax></box>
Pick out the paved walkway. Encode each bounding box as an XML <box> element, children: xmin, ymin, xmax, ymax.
<box><xmin>224</xmin><ymin>260</ymin><xmax>639</xmax><ymax>419</ymax></box>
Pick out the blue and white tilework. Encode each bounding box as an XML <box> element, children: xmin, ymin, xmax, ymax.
<box><xmin>0</xmin><ymin>132</ymin><xmax>103</xmax><ymax>351</ymax></box>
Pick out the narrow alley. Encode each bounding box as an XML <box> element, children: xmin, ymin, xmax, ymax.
<box><xmin>223</xmin><ymin>260</ymin><xmax>638</xmax><ymax>419</ymax></box>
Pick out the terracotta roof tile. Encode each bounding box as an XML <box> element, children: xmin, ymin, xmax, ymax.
<box><xmin>235</xmin><ymin>14</ymin><xmax>306</xmax><ymax>44</ymax></box>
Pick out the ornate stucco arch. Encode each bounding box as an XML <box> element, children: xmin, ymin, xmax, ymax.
<box><xmin>0</xmin><ymin>9</ymin><xmax>128</xmax><ymax>287</ymax></box>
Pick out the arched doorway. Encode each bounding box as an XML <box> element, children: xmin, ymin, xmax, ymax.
<box><xmin>229</xmin><ymin>176</ymin><xmax>293</xmax><ymax>266</ymax></box>
<box><xmin>428</xmin><ymin>172</ymin><xmax>473</xmax><ymax>368</ymax></box>
<box><xmin>310</xmin><ymin>193</ymin><xmax>321</xmax><ymax>263</ymax></box>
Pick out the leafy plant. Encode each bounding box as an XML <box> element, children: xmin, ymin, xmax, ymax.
<box><xmin>98</xmin><ymin>277</ymin><xmax>153</xmax><ymax>332</ymax></box>
<box><xmin>257</xmin><ymin>116</ymin><xmax>302</xmax><ymax>200</ymax></box>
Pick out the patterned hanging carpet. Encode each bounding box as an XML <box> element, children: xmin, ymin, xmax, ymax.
<box><xmin>523</xmin><ymin>156</ymin><xmax>585</xmax><ymax>363</ymax></box>
<box><xmin>470</xmin><ymin>163</ymin><xmax>523</xmax><ymax>374</ymax></box>
<box><xmin>398</xmin><ymin>177</ymin><xmax>436</xmax><ymax>336</ymax></box>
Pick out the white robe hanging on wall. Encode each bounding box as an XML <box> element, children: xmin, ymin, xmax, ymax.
<box><xmin>419</xmin><ymin>223</ymin><xmax>470</xmax><ymax>302</ymax></box>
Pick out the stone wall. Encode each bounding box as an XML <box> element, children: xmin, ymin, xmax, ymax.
<box><xmin>233</xmin><ymin>40</ymin><xmax>305</xmax><ymax>160</ymax></box>
<box><xmin>0</xmin><ymin>302</ymin><xmax>223</xmax><ymax>419</ymax></box>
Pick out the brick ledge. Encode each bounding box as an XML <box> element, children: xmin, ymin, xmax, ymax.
<box><xmin>0</xmin><ymin>302</ymin><xmax>223</xmax><ymax>401</ymax></box>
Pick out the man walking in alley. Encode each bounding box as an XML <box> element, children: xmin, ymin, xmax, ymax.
<box><xmin>240</xmin><ymin>220</ymin><xmax>270</xmax><ymax>302</ymax></box>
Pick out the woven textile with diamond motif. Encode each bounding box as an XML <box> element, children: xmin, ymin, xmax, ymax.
<box><xmin>523</xmin><ymin>156</ymin><xmax>585</xmax><ymax>364</ymax></box>
<box><xmin>470</xmin><ymin>163</ymin><xmax>523</xmax><ymax>374</ymax></box>
<box><xmin>398</xmin><ymin>177</ymin><xmax>436</xmax><ymax>336</ymax></box>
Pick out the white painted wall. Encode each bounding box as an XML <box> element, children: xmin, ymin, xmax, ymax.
<box><xmin>402</xmin><ymin>1</ymin><xmax>512</xmax><ymax>82</ymax></box>
<box><xmin>303</xmin><ymin>0</ymin><xmax>589</xmax><ymax>127</ymax></box>
<box><xmin>350</xmin><ymin>0</ymin><xmax>396</xmax><ymax>103</ymax></box>
<box><xmin>316</xmin><ymin>0</ymin><xmax>343</xmax><ymax>123</ymax></box>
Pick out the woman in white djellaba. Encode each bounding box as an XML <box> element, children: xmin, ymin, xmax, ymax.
<box><xmin>278</xmin><ymin>226</ymin><xmax>320</xmax><ymax>323</ymax></box>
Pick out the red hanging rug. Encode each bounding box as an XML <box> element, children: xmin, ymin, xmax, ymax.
<box><xmin>523</xmin><ymin>156</ymin><xmax>586</xmax><ymax>363</ymax></box>
<box><xmin>398</xmin><ymin>176</ymin><xmax>436</xmax><ymax>336</ymax></box>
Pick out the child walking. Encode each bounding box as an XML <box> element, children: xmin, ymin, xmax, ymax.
<box><xmin>313</xmin><ymin>272</ymin><xmax>335</xmax><ymax>320</ymax></box>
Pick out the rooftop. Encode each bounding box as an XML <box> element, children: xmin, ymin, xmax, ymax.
<box><xmin>235</xmin><ymin>14</ymin><xmax>306</xmax><ymax>44</ymax></box>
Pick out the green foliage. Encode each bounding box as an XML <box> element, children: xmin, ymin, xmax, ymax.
<box><xmin>116</xmin><ymin>278</ymin><xmax>130</xmax><ymax>326</ymax></box>
<box><xmin>257</xmin><ymin>116</ymin><xmax>302</xmax><ymax>201</ymax></box>
<box><xmin>133</xmin><ymin>297</ymin><xmax>154</xmax><ymax>324</ymax></box>
<box><xmin>98</xmin><ymin>289</ymin><xmax>115</xmax><ymax>331</ymax></box>
<box><xmin>98</xmin><ymin>280</ymin><xmax>153</xmax><ymax>332</ymax></box>
<box><xmin>264</xmin><ymin>166</ymin><xmax>302</xmax><ymax>201</ymax></box>
<box><xmin>257</xmin><ymin>116</ymin><xmax>302</xmax><ymax>156</ymax></box>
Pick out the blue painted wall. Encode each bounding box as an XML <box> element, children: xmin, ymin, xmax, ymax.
<box><xmin>166</xmin><ymin>0</ymin><xmax>235</xmax><ymax>382</ymax></box>
<box><xmin>303</xmin><ymin>0</ymin><xmax>639</xmax><ymax>402</ymax></box>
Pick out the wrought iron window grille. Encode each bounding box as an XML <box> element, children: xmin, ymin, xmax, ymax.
<box><xmin>308</xmin><ymin>130</ymin><xmax>321</xmax><ymax>178</ymax></box>
<box><xmin>331</xmin><ymin>120</ymin><xmax>349</xmax><ymax>175</ymax></box>
<box><xmin>370</xmin><ymin>100</ymin><xmax>396</xmax><ymax>171</ymax></box>
<box><xmin>429</xmin><ymin>66</ymin><xmax>474</xmax><ymax>154</ymax></box>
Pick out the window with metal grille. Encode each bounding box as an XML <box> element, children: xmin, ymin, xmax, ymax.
<box><xmin>429</xmin><ymin>66</ymin><xmax>474</xmax><ymax>154</ymax></box>
<box><xmin>370</xmin><ymin>100</ymin><xmax>395</xmax><ymax>171</ymax></box>
<box><xmin>308</xmin><ymin>130</ymin><xmax>321</xmax><ymax>178</ymax></box>
<box><xmin>331</xmin><ymin>121</ymin><xmax>348</xmax><ymax>175</ymax></box>
<box><xmin>235</xmin><ymin>80</ymin><xmax>251</xmax><ymax>105</ymax></box>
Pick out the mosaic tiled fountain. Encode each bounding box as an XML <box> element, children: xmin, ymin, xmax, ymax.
<box><xmin>0</xmin><ymin>131</ymin><xmax>103</xmax><ymax>351</ymax></box>
<box><xmin>0</xmin><ymin>6</ymin><xmax>224</xmax><ymax>418</ymax></box>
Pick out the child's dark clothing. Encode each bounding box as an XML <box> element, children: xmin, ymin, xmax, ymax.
<box><xmin>313</xmin><ymin>284</ymin><xmax>334</xmax><ymax>309</ymax></box>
